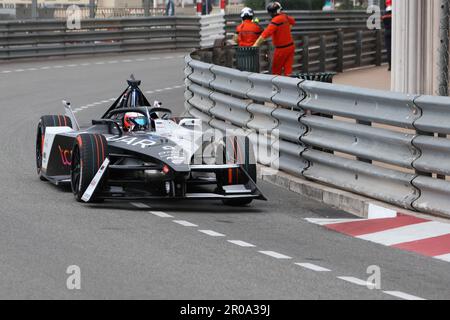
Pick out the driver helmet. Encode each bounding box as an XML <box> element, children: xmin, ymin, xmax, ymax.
<box><xmin>123</xmin><ymin>112</ymin><xmax>148</xmax><ymax>132</ymax></box>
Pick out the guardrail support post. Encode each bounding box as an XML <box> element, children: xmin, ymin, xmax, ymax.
<box><xmin>89</xmin><ymin>0</ymin><xmax>95</xmax><ymax>18</ymax></box>
<box><xmin>144</xmin><ymin>0</ymin><xmax>151</xmax><ymax>16</ymax></box>
<box><xmin>375</xmin><ymin>29</ymin><xmax>382</xmax><ymax>66</ymax></box>
<box><xmin>319</xmin><ymin>35</ymin><xmax>326</xmax><ymax>72</ymax></box>
<box><xmin>31</xmin><ymin>0</ymin><xmax>38</xmax><ymax>20</ymax></box>
<box><xmin>302</xmin><ymin>35</ymin><xmax>310</xmax><ymax>73</ymax></box>
<box><xmin>356</xmin><ymin>30</ymin><xmax>363</xmax><ymax>67</ymax></box>
<box><xmin>337</xmin><ymin>30</ymin><xmax>344</xmax><ymax>72</ymax></box>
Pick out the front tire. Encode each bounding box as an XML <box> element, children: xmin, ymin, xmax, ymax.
<box><xmin>71</xmin><ymin>134</ymin><xmax>108</xmax><ymax>202</ymax></box>
<box><xmin>36</xmin><ymin>115</ymin><xmax>72</xmax><ymax>181</ymax></box>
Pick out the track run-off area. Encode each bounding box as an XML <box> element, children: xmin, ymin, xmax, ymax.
<box><xmin>0</xmin><ymin>51</ymin><xmax>449</xmax><ymax>300</ymax></box>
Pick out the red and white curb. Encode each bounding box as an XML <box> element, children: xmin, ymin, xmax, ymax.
<box><xmin>307</xmin><ymin>204</ymin><xmax>450</xmax><ymax>263</ymax></box>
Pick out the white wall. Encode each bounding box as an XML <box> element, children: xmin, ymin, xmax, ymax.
<box><xmin>392</xmin><ymin>0</ymin><xmax>440</xmax><ymax>95</ymax></box>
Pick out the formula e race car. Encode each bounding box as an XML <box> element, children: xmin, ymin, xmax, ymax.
<box><xmin>35</xmin><ymin>76</ymin><xmax>265</xmax><ymax>206</ymax></box>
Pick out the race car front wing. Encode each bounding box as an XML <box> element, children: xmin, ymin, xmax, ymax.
<box><xmin>84</xmin><ymin>162</ymin><xmax>266</xmax><ymax>202</ymax></box>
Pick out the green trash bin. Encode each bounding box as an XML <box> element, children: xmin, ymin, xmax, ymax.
<box><xmin>235</xmin><ymin>47</ymin><xmax>260</xmax><ymax>73</ymax></box>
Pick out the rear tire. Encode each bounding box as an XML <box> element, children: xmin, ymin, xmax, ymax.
<box><xmin>216</xmin><ymin>136</ymin><xmax>257</xmax><ymax>207</ymax></box>
<box><xmin>71</xmin><ymin>134</ymin><xmax>108</xmax><ymax>203</ymax></box>
<box><xmin>36</xmin><ymin>115</ymin><xmax>72</xmax><ymax>181</ymax></box>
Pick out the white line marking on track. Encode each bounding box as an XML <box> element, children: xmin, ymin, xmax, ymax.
<box><xmin>150</xmin><ymin>211</ymin><xmax>173</xmax><ymax>218</ymax></box>
<box><xmin>173</xmin><ymin>220</ymin><xmax>198</xmax><ymax>227</ymax></box>
<box><xmin>435</xmin><ymin>253</ymin><xmax>450</xmax><ymax>262</ymax></box>
<box><xmin>259</xmin><ymin>251</ymin><xmax>292</xmax><ymax>259</ymax></box>
<box><xmin>357</xmin><ymin>221</ymin><xmax>450</xmax><ymax>246</ymax></box>
<box><xmin>130</xmin><ymin>202</ymin><xmax>151</xmax><ymax>209</ymax></box>
<box><xmin>383</xmin><ymin>291</ymin><xmax>426</xmax><ymax>300</ymax></box>
<box><xmin>337</xmin><ymin>276</ymin><xmax>371</xmax><ymax>286</ymax></box>
<box><xmin>199</xmin><ymin>230</ymin><xmax>226</xmax><ymax>237</ymax></box>
<box><xmin>0</xmin><ymin>55</ymin><xmax>186</xmax><ymax>76</ymax></box>
<box><xmin>227</xmin><ymin>240</ymin><xmax>256</xmax><ymax>247</ymax></box>
<box><xmin>295</xmin><ymin>263</ymin><xmax>331</xmax><ymax>272</ymax></box>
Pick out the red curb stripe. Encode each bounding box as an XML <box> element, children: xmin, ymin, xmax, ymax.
<box><xmin>392</xmin><ymin>233</ymin><xmax>450</xmax><ymax>257</ymax></box>
<box><xmin>325</xmin><ymin>214</ymin><xmax>429</xmax><ymax>237</ymax></box>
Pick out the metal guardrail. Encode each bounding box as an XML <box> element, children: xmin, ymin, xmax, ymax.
<box><xmin>53</xmin><ymin>7</ymin><xmax>167</xmax><ymax>19</ymax></box>
<box><xmin>0</xmin><ymin>15</ymin><xmax>224</xmax><ymax>60</ymax></box>
<box><xmin>196</xmin><ymin>28</ymin><xmax>386</xmax><ymax>74</ymax></box>
<box><xmin>199</xmin><ymin>14</ymin><xmax>225</xmax><ymax>48</ymax></box>
<box><xmin>185</xmin><ymin>51</ymin><xmax>450</xmax><ymax>218</ymax></box>
<box><xmin>225</xmin><ymin>10</ymin><xmax>372</xmax><ymax>36</ymax></box>
<box><xmin>0</xmin><ymin>11</ymin><xmax>378</xmax><ymax>64</ymax></box>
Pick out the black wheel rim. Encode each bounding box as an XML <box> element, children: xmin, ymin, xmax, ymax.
<box><xmin>71</xmin><ymin>146</ymin><xmax>81</xmax><ymax>195</ymax></box>
<box><xmin>36</xmin><ymin>127</ymin><xmax>43</xmax><ymax>174</ymax></box>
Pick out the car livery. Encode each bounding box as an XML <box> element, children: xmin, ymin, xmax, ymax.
<box><xmin>35</xmin><ymin>76</ymin><xmax>265</xmax><ymax>206</ymax></box>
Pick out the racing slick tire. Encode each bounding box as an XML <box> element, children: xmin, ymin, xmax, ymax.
<box><xmin>36</xmin><ymin>115</ymin><xmax>72</xmax><ymax>181</ymax></box>
<box><xmin>71</xmin><ymin>133</ymin><xmax>108</xmax><ymax>203</ymax></box>
<box><xmin>216</xmin><ymin>136</ymin><xmax>257</xmax><ymax>207</ymax></box>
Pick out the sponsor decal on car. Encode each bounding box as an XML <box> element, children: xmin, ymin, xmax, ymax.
<box><xmin>58</xmin><ymin>145</ymin><xmax>72</xmax><ymax>166</ymax></box>
<box><xmin>106</xmin><ymin>135</ymin><xmax>157</xmax><ymax>148</ymax></box>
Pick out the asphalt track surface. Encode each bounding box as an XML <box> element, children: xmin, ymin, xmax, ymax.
<box><xmin>0</xmin><ymin>51</ymin><xmax>449</xmax><ymax>300</ymax></box>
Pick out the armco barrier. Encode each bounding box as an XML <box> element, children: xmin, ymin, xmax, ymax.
<box><xmin>224</xmin><ymin>11</ymin><xmax>372</xmax><ymax>36</ymax></box>
<box><xmin>185</xmin><ymin>50</ymin><xmax>450</xmax><ymax>218</ymax></box>
<box><xmin>197</xmin><ymin>28</ymin><xmax>386</xmax><ymax>75</ymax></box>
<box><xmin>0</xmin><ymin>15</ymin><xmax>223</xmax><ymax>60</ymax></box>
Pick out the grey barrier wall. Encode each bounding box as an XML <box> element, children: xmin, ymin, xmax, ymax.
<box><xmin>185</xmin><ymin>52</ymin><xmax>450</xmax><ymax>218</ymax></box>
<box><xmin>0</xmin><ymin>15</ymin><xmax>224</xmax><ymax>60</ymax></box>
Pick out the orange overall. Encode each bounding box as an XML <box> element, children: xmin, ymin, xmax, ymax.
<box><xmin>261</xmin><ymin>14</ymin><xmax>296</xmax><ymax>76</ymax></box>
<box><xmin>236</xmin><ymin>20</ymin><xmax>263</xmax><ymax>47</ymax></box>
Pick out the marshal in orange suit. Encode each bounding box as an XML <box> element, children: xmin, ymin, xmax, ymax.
<box><xmin>253</xmin><ymin>2</ymin><xmax>296</xmax><ymax>76</ymax></box>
